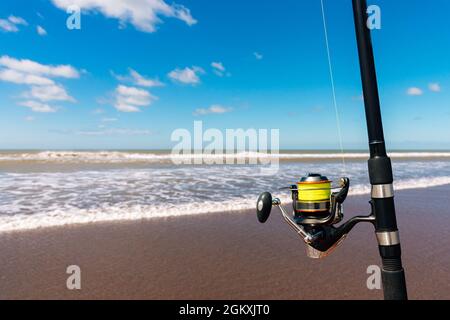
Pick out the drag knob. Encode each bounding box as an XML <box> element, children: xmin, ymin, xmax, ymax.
<box><xmin>256</xmin><ymin>192</ymin><xmax>273</xmax><ymax>223</ymax></box>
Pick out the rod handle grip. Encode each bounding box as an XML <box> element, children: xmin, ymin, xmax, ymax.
<box><xmin>381</xmin><ymin>268</ymin><xmax>408</xmax><ymax>300</ymax></box>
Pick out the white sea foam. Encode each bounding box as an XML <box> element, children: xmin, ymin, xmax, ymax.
<box><xmin>0</xmin><ymin>174</ymin><xmax>449</xmax><ymax>233</ymax></box>
<box><xmin>0</xmin><ymin>156</ymin><xmax>449</xmax><ymax>233</ymax></box>
<box><xmin>1</xmin><ymin>151</ymin><xmax>450</xmax><ymax>163</ymax></box>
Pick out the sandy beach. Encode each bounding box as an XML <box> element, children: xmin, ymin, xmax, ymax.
<box><xmin>0</xmin><ymin>185</ymin><xmax>449</xmax><ymax>300</ymax></box>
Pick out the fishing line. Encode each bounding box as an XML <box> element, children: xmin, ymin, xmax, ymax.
<box><xmin>320</xmin><ymin>0</ymin><xmax>347</xmax><ymax>175</ymax></box>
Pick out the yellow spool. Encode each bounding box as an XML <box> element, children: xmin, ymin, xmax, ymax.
<box><xmin>297</xmin><ymin>180</ymin><xmax>331</xmax><ymax>202</ymax></box>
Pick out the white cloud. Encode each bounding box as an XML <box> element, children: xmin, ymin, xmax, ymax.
<box><xmin>211</xmin><ymin>62</ymin><xmax>225</xmax><ymax>72</ymax></box>
<box><xmin>407</xmin><ymin>87</ymin><xmax>423</xmax><ymax>96</ymax></box>
<box><xmin>28</xmin><ymin>84</ymin><xmax>75</xmax><ymax>102</ymax></box>
<box><xmin>0</xmin><ymin>56</ymin><xmax>80</xmax><ymax>112</ymax></box>
<box><xmin>25</xmin><ymin>116</ymin><xmax>35</xmax><ymax>121</ymax></box>
<box><xmin>168</xmin><ymin>66</ymin><xmax>204</xmax><ymax>85</ymax></box>
<box><xmin>254</xmin><ymin>52</ymin><xmax>263</xmax><ymax>60</ymax></box>
<box><xmin>171</xmin><ymin>3</ymin><xmax>197</xmax><ymax>26</ymax></box>
<box><xmin>429</xmin><ymin>83</ymin><xmax>441</xmax><ymax>92</ymax></box>
<box><xmin>0</xmin><ymin>56</ymin><xmax>79</xmax><ymax>78</ymax></box>
<box><xmin>0</xmin><ymin>69</ymin><xmax>55</xmax><ymax>85</ymax></box>
<box><xmin>114</xmin><ymin>85</ymin><xmax>156</xmax><ymax>112</ymax></box>
<box><xmin>92</xmin><ymin>108</ymin><xmax>105</xmax><ymax>114</ymax></box>
<box><xmin>0</xmin><ymin>15</ymin><xmax>27</xmax><ymax>32</ymax></box>
<box><xmin>194</xmin><ymin>104</ymin><xmax>232</xmax><ymax>116</ymax></box>
<box><xmin>0</xmin><ymin>20</ymin><xmax>19</xmax><ymax>32</ymax></box>
<box><xmin>114</xmin><ymin>69</ymin><xmax>164</xmax><ymax>87</ymax></box>
<box><xmin>8</xmin><ymin>16</ymin><xmax>27</xmax><ymax>26</ymax></box>
<box><xmin>51</xmin><ymin>0</ymin><xmax>197</xmax><ymax>33</ymax></box>
<box><xmin>37</xmin><ymin>25</ymin><xmax>47</xmax><ymax>36</ymax></box>
<box><xmin>211</xmin><ymin>62</ymin><xmax>228</xmax><ymax>77</ymax></box>
<box><xmin>129</xmin><ymin>69</ymin><xmax>164</xmax><ymax>87</ymax></box>
<box><xmin>19</xmin><ymin>100</ymin><xmax>57</xmax><ymax>113</ymax></box>
<box><xmin>76</xmin><ymin>128</ymin><xmax>153</xmax><ymax>136</ymax></box>
<box><xmin>101</xmin><ymin>117</ymin><xmax>118</xmax><ymax>122</ymax></box>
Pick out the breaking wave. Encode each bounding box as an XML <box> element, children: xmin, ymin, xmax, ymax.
<box><xmin>0</xmin><ymin>150</ymin><xmax>450</xmax><ymax>164</ymax></box>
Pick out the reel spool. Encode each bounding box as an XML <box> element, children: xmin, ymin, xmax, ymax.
<box><xmin>293</xmin><ymin>173</ymin><xmax>332</xmax><ymax>221</ymax></box>
<box><xmin>290</xmin><ymin>173</ymin><xmax>348</xmax><ymax>227</ymax></box>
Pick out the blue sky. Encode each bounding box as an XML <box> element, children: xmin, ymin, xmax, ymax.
<box><xmin>0</xmin><ymin>0</ymin><xmax>449</xmax><ymax>150</ymax></box>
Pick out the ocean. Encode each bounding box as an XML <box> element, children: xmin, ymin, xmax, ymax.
<box><xmin>0</xmin><ymin>150</ymin><xmax>449</xmax><ymax>233</ymax></box>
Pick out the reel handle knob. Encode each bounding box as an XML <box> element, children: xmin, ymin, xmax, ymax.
<box><xmin>256</xmin><ymin>192</ymin><xmax>273</xmax><ymax>223</ymax></box>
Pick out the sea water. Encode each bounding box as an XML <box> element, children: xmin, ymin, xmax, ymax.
<box><xmin>0</xmin><ymin>150</ymin><xmax>449</xmax><ymax>233</ymax></box>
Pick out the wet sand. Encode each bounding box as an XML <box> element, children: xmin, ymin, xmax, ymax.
<box><xmin>0</xmin><ymin>185</ymin><xmax>449</xmax><ymax>300</ymax></box>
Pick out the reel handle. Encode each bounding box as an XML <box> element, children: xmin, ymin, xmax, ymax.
<box><xmin>333</xmin><ymin>177</ymin><xmax>350</xmax><ymax>204</ymax></box>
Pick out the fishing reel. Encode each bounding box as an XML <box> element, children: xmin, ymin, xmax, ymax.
<box><xmin>257</xmin><ymin>173</ymin><xmax>375</xmax><ymax>258</ymax></box>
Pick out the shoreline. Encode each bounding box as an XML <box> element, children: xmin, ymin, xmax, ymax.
<box><xmin>0</xmin><ymin>185</ymin><xmax>449</xmax><ymax>299</ymax></box>
<box><xmin>1</xmin><ymin>182</ymin><xmax>450</xmax><ymax>235</ymax></box>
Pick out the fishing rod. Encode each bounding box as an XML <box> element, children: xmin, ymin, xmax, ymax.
<box><xmin>255</xmin><ymin>0</ymin><xmax>407</xmax><ymax>300</ymax></box>
<box><xmin>352</xmin><ymin>0</ymin><xmax>407</xmax><ymax>300</ymax></box>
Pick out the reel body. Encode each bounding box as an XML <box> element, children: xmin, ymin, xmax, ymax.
<box><xmin>256</xmin><ymin>173</ymin><xmax>373</xmax><ymax>259</ymax></box>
